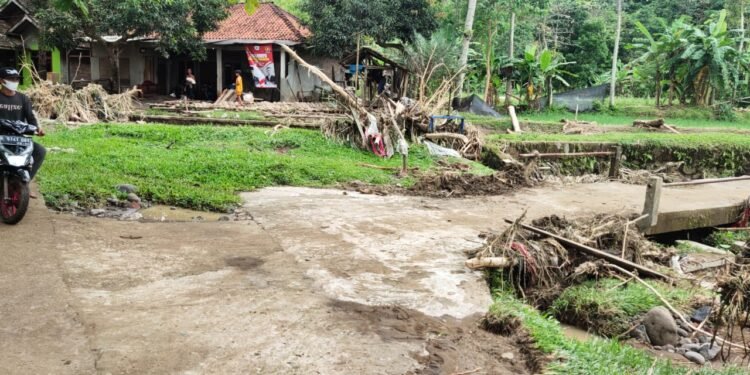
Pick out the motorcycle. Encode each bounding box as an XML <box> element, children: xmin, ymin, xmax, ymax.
<box><xmin>0</xmin><ymin>119</ymin><xmax>37</xmax><ymax>225</ymax></box>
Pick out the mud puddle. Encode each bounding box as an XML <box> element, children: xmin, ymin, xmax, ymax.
<box><xmin>561</xmin><ymin>324</ymin><xmax>597</xmax><ymax>342</ymax></box>
<box><xmin>139</xmin><ymin>205</ymin><xmax>226</xmax><ymax>222</ymax></box>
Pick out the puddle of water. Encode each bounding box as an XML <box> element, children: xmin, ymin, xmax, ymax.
<box><xmin>561</xmin><ymin>324</ymin><xmax>597</xmax><ymax>342</ymax></box>
<box><xmin>140</xmin><ymin>205</ymin><xmax>225</xmax><ymax>222</ymax></box>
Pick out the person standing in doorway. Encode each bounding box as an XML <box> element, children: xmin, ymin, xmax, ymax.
<box><xmin>234</xmin><ymin>70</ymin><xmax>244</xmax><ymax>106</ymax></box>
<box><xmin>0</xmin><ymin>67</ymin><xmax>45</xmax><ymax>195</ymax></box>
<box><xmin>185</xmin><ymin>68</ymin><xmax>196</xmax><ymax>100</ymax></box>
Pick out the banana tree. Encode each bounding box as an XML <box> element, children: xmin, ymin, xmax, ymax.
<box><xmin>516</xmin><ymin>44</ymin><xmax>574</xmax><ymax>108</ymax></box>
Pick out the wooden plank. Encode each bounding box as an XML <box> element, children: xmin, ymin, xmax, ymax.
<box><xmin>664</xmin><ymin>175</ymin><xmax>750</xmax><ymax>187</ymax></box>
<box><xmin>519</xmin><ymin>151</ymin><xmax>614</xmax><ymax>158</ymax></box>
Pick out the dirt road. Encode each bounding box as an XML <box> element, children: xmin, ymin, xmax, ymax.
<box><xmin>2</xmin><ymin>181</ymin><xmax>748</xmax><ymax>374</ymax></box>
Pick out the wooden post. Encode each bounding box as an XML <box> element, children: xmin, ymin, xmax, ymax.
<box><xmin>638</xmin><ymin>176</ymin><xmax>663</xmax><ymax>231</ymax></box>
<box><xmin>508</xmin><ymin>105</ymin><xmax>521</xmax><ymax>132</ymax></box>
<box><xmin>609</xmin><ymin>145</ymin><xmax>622</xmax><ymax>179</ymax></box>
<box><xmin>215</xmin><ymin>48</ymin><xmax>223</xmax><ymax>97</ymax></box>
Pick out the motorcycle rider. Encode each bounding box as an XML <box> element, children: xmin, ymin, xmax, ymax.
<box><xmin>0</xmin><ymin>67</ymin><xmax>45</xmax><ymax>185</ymax></box>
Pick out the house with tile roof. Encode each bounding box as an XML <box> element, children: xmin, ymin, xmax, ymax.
<box><xmin>0</xmin><ymin>0</ymin><xmax>65</xmax><ymax>87</ymax></box>
<box><xmin>86</xmin><ymin>2</ymin><xmax>337</xmax><ymax>101</ymax></box>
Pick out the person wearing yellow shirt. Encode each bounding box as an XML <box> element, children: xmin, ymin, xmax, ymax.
<box><xmin>234</xmin><ymin>70</ymin><xmax>245</xmax><ymax>106</ymax></box>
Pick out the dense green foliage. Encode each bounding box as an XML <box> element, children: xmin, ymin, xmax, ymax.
<box><xmin>36</xmin><ymin>0</ymin><xmax>231</xmax><ymax>58</ymax></box>
<box><xmin>301</xmin><ymin>0</ymin><xmax>437</xmax><ymax>58</ymax></box>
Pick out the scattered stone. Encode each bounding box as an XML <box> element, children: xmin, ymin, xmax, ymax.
<box><xmin>667</xmin><ymin>349</ymin><xmax>675</xmax><ymax>353</ymax></box>
<box><xmin>679</xmin><ymin>338</ymin><xmax>695</xmax><ymax>346</ymax></box>
<box><xmin>681</xmin><ymin>343</ymin><xmax>702</xmax><ymax>351</ymax></box>
<box><xmin>631</xmin><ymin>324</ymin><xmax>651</xmax><ymax>344</ymax></box>
<box><xmin>699</xmin><ymin>343</ymin><xmax>721</xmax><ymax>361</ymax></box>
<box><xmin>90</xmin><ymin>208</ymin><xmax>106</xmax><ymax>216</ymax></box>
<box><xmin>644</xmin><ymin>306</ymin><xmax>679</xmax><ymax>346</ymax></box>
<box><xmin>500</xmin><ymin>352</ymin><xmax>515</xmax><ymax>361</ymax></box>
<box><xmin>653</xmin><ymin>345</ymin><xmax>663</xmax><ymax>350</ymax></box>
<box><xmin>676</xmin><ymin>347</ymin><xmax>687</xmax><ymax>355</ymax></box>
<box><xmin>218</xmin><ymin>216</ymin><xmax>230</xmax><ymax>222</ymax></box>
<box><xmin>677</xmin><ymin>328</ymin><xmax>689</xmax><ymax>337</ymax></box>
<box><xmin>126</xmin><ymin>193</ymin><xmax>141</xmax><ymax>203</ymax></box>
<box><xmin>170</xmin><ymin>206</ymin><xmax>177</xmax><ymax>210</ymax></box>
<box><xmin>106</xmin><ymin>197</ymin><xmax>119</xmax><ymax>206</ymax></box>
<box><xmin>120</xmin><ymin>209</ymin><xmax>143</xmax><ymax>221</ymax></box>
<box><xmin>129</xmin><ymin>201</ymin><xmax>141</xmax><ymax>209</ymax></box>
<box><xmin>691</xmin><ymin>306</ymin><xmax>712</xmax><ymax>323</ymax></box>
<box><xmin>683</xmin><ymin>351</ymin><xmax>706</xmax><ymax>365</ymax></box>
<box><xmin>697</xmin><ymin>335</ymin><xmax>710</xmax><ymax>344</ymax></box>
<box><xmin>664</xmin><ymin>344</ymin><xmax>674</xmax><ymax>351</ymax></box>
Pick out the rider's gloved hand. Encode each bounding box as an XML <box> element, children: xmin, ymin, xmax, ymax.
<box><xmin>36</xmin><ymin>128</ymin><xmax>45</xmax><ymax>136</ymax></box>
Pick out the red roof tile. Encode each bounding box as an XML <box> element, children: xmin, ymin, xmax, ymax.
<box><xmin>204</xmin><ymin>3</ymin><xmax>311</xmax><ymax>43</ymax></box>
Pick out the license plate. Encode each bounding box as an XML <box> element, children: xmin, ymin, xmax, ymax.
<box><xmin>0</xmin><ymin>136</ymin><xmax>31</xmax><ymax>146</ymax></box>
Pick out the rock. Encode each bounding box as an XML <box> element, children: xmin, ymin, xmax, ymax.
<box><xmin>126</xmin><ymin>193</ymin><xmax>141</xmax><ymax>203</ymax></box>
<box><xmin>631</xmin><ymin>324</ymin><xmax>651</xmax><ymax>344</ymax></box>
<box><xmin>106</xmin><ymin>197</ymin><xmax>119</xmax><ymax>206</ymax></box>
<box><xmin>699</xmin><ymin>343</ymin><xmax>721</xmax><ymax>361</ymax></box>
<box><xmin>500</xmin><ymin>352</ymin><xmax>515</xmax><ymax>361</ymax></box>
<box><xmin>644</xmin><ymin>306</ymin><xmax>680</xmax><ymax>346</ymax></box>
<box><xmin>691</xmin><ymin>306</ymin><xmax>712</xmax><ymax>323</ymax></box>
<box><xmin>129</xmin><ymin>201</ymin><xmax>141</xmax><ymax>209</ymax></box>
<box><xmin>120</xmin><ymin>209</ymin><xmax>143</xmax><ymax>221</ymax></box>
<box><xmin>664</xmin><ymin>344</ymin><xmax>674</xmax><ymax>351</ymax></box>
<box><xmin>90</xmin><ymin>208</ymin><xmax>106</xmax><ymax>216</ymax></box>
<box><xmin>679</xmin><ymin>338</ymin><xmax>695</xmax><ymax>346</ymax></box>
<box><xmin>697</xmin><ymin>334</ymin><xmax>711</xmax><ymax>344</ymax></box>
<box><xmin>116</xmin><ymin>184</ymin><xmax>138</xmax><ymax>194</ymax></box>
<box><xmin>677</xmin><ymin>328</ymin><xmax>689</xmax><ymax>337</ymax></box>
<box><xmin>218</xmin><ymin>216</ymin><xmax>230</xmax><ymax>222</ymax></box>
<box><xmin>683</xmin><ymin>351</ymin><xmax>706</xmax><ymax>365</ymax></box>
<box><xmin>170</xmin><ymin>206</ymin><xmax>177</xmax><ymax>210</ymax></box>
<box><xmin>681</xmin><ymin>343</ymin><xmax>702</xmax><ymax>351</ymax></box>
<box><xmin>677</xmin><ymin>347</ymin><xmax>687</xmax><ymax>355</ymax></box>
<box><xmin>667</xmin><ymin>349</ymin><xmax>675</xmax><ymax>353</ymax></box>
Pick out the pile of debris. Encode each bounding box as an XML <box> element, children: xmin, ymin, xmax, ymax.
<box><xmin>278</xmin><ymin>45</ymin><xmax>482</xmax><ymax>169</ymax></box>
<box><xmin>465</xmin><ymin>214</ymin><xmax>670</xmax><ymax>305</ymax></box>
<box><xmin>26</xmin><ymin>80</ymin><xmax>139</xmax><ymax>123</ymax></box>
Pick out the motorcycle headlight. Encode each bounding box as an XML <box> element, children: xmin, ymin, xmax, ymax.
<box><xmin>6</xmin><ymin>155</ymin><xmax>29</xmax><ymax>167</ymax></box>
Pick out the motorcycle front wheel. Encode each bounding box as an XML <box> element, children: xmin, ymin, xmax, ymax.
<box><xmin>1</xmin><ymin>175</ymin><xmax>30</xmax><ymax>225</ymax></box>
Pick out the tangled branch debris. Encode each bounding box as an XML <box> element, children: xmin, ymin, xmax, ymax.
<box><xmin>465</xmin><ymin>213</ymin><xmax>672</xmax><ymax>305</ymax></box>
<box><xmin>715</xmin><ymin>268</ymin><xmax>750</xmax><ymax>358</ymax></box>
<box><xmin>280</xmin><ymin>44</ymin><xmax>482</xmax><ymax>162</ymax></box>
<box><xmin>26</xmin><ymin>80</ymin><xmax>139</xmax><ymax>123</ymax></box>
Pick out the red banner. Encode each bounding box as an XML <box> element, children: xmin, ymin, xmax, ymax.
<box><xmin>245</xmin><ymin>45</ymin><xmax>277</xmax><ymax>89</ymax></box>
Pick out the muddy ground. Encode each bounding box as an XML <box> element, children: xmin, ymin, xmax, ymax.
<box><xmin>3</xmin><ymin>181</ymin><xmax>750</xmax><ymax>374</ymax></box>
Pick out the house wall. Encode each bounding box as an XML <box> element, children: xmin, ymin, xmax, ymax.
<box><xmin>91</xmin><ymin>43</ymin><xmax>149</xmax><ymax>90</ymax></box>
<box><xmin>281</xmin><ymin>52</ymin><xmax>342</xmax><ymax>102</ymax></box>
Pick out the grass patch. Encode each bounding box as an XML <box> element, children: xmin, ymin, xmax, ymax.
<box><xmin>519</xmin><ymin>112</ymin><xmax>750</xmax><ymax>129</ymax></box>
<box><xmin>706</xmin><ymin>230</ymin><xmax>749</xmax><ymax>252</ymax></box>
<box><xmin>459</xmin><ymin>112</ymin><xmax>512</xmax><ymax>130</ymax></box>
<box><xmin>37</xmin><ymin>123</ymin><xmax>462</xmax><ymax>211</ymax></box>
<box><xmin>490</xmin><ymin>290</ymin><xmax>742</xmax><ymax>374</ymax></box>
<box><xmin>490</xmin><ymin>131</ymin><xmax>750</xmax><ymax>148</ymax></box>
<box><xmin>549</xmin><ymin>278</ymin><xmax>701</xmax><ymax>337</ymax></box>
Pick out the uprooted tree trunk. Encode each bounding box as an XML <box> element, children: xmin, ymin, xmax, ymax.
<box><xmin>279</xmin><ymin>44</ymin><xmax>408</xmax><ymax>168</ymax></box>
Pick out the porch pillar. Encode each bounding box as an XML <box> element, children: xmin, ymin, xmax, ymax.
<box><xmin>280</xmin><ymin>47</ymin><xmax>286</xmax><ymax>95</ymax></box>
<box><xmin>216</xmin><ymin>47</ymin><xmax>223</xmax><ymax>97</ymax></box>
